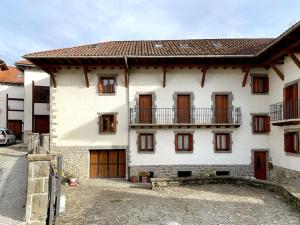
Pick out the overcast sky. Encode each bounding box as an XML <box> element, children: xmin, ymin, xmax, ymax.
<box><xmin>0</xmin><ymin>0</ymin><xmax>299</xmax><ymax>65</ymax></box>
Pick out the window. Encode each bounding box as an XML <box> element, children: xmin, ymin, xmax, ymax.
<box><xmin>177</xmin><ymin>171</ymin><xmax>192</xmax><ymax>177</ymax></box>
<box><xmin>175</xmin><ymin>133</ymin><xmax>193</xmax><ymax>151</ymax></box>
<box><xmin>33</xmin><ymin>86</ymin><xmax>50</xmax><ymax>103</ymax></box>
<box><xmin>98</xmin><ymin>77</ymin><xmax>115</xmax><ymax>94</ymax></box>
<box><xmin>252</xmin><ymin>115</ymin><xmax>270</xmax><ymax>133</ymax></box>
<box><xmin>215</xmin><ymin>133</ymin><xmax>231</xmax><ymax>152</ymax></box>
<box><xmin>99</xmin><ymin>114</ymin><xmax>116</xmax><ymax>132</ymax></box>
<box><xmin>284</xmin><ymin>132</ymin><xmax>299</xmax><ymax>154</ymax></box>
<box><xmin>252</xmin><ymin>76</ymin><xmax>269</xmax><ymax>93</ymax></box>
<box><xmin>139</xmin><ymin>133</ymin><xmax>154</xmax><ymax>152</ymax></box>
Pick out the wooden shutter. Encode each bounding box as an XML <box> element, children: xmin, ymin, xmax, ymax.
<box><xmin>253</xmin><ymin>77</ymin><xmax>259</xmax><ymax>93</ymax></box>
<box><xmin>99</xmin><ymin>115</ymin><xmax>103</xmax><ymax>132</ymax></box>
<box><xmin>113</xmin><ymin>114</ymin><xmax>117</xmax><ymax>132</ymax></box>
<box><xmin>264</xmin><ymin>116</ymin><xmax>270</xmax><ymax>132</ymax></box>
<box><xmin>98</xmin><ymin>78</ymin><xmax>103</xmax><ymax>93</ymax></box>
<box><xmin>226</xmin><ymin>134</ymin><xmax>231</xmax><ymax>151</ymax></box>
<box><xmin>175</xmin><ymin>134</ymin><xmax>178</xmax><ymax>151</ymax></box>
<box><xmin>189</xmin><ymin>134</ymin><xmax>193</xmax><ymax>151</ymax></box>
<box><xmin>264</xmin><ymin>77</ymin><xmax>269</xmax><ymax>93</ymax></box>
<box><xmin>284</xmin><ymin>133</ymin><xmax>292</xmax><ymax>152</ymax></box>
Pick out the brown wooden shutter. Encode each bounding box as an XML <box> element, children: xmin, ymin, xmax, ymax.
<box><xmin>98</xmin><ymin>78</ymin><xmax>103</xmax><ymax>93</ymax></box>
<box><xmin>99</xmin><ymin>115</ymin><xmax>103</xmax><ymax>132</ymax></box>
<box><xmin>295</xmin><ymin>133</ymin><xmax>299</xmax><ymax>153</ymax></box>
<box><xmin>189</xmin><ymin>134</ymin><xmax>193</xmax><ymax>151</ymax></box>
<box><xmin>265</xmin><ymin>116</ymin><xmax>270</xmax><ymax>132</ymax></box>
<box><xmin>113</xmin><ymin>114</ymin><xmax>117</xmax><ymax>132</ymax></box>
<box><xmin>284</xmin><ymin>133</ymin><xmax>290</xmax><ymax>152</ymax></box>
<box><xmin>253</xmin><ymin>77</ymin><xmax>259</xmax><ymax>92</ymax></box>
<box><xmin>265</xmin><ymin>77</ymin><xmax>269</xmax><ymax>93</ymax></box>
<box><xmin>175</xmin><ymin>134</ymin><xmax>178</xmax><ymax>151</ymax></box>
<box><xmin>226</xmin><ymin>134</ymin><xmax>231</xmax><ymax>151</ymax></box>
<box><xmin>252</xmin><ymin>116</ymin><xmax>256</xmax><ymax>132</ymax></box>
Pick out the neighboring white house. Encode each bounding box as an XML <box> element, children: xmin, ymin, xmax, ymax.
<box><xmin>16</xmin><ymin>60</ymin><xmax>50</xmax><ymax>142</ymax></box>
<box><xmin>23</xmin><ymin>22</ymin><xmax>300</xmax><ymax>183</ymax></box>
<box><xmin>0</xmin><ymin>61</ymin><xmax>24</xmax><ymax>140</ymax></box>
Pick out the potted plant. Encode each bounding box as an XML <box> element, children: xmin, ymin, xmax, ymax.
<box><xmin>139</xmin><ymin>171</ymin><xmax>150</xmax><ymax>183</ymax></box>
<box><xmin>130</xmin><ymin>175</ymin><xmax>137</xmax><ymax>183</ymax></box>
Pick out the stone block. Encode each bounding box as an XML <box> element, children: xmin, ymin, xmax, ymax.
<box><xmin>31</xmin><ymin>194</ymin><xmax>48</xmax><ymax>220</ymax></box>
<box><xmin>28</xmin><ymin>179</ymin><xmax>46</xmax><ymax>194</ymax></box>
<box><xmin>33</xmin><ymin>162</ymin><xmax>50</xmax><ymax>178</ymax></box>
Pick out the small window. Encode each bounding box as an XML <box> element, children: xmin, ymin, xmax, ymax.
<box><xmin>139</xmin><ymin>133</ymin><xmax>154</xmax><ymax>152</ymax></box>
<box><xmin>175</xmin><ymin>133</ymin><xmax>193</xmax><ymax>151</ymax></box>
<box><xmin>252</xmin><ymin>115</ymin><xmax>270</xmax><ymax>133</ymax></box>
<box><xmin>215</xmin><ymin>133</ymin><xmax>231</xmax><ymax>152</ymax></box>
<box><xmin>252</xmin><ymin>76</ymin><xmax>269</xmax><ymax>94</ymax></box>
<box><xmin>284</xmin><ymin>132</ymin><xmax>299</xmax><ymax>154</ymax></box>
<box><xmin>216</xmin><ymin>171</ymin><xmax>230</xmax><ymax>176</ymax></box>
<box><xmin>98</xmin><ymin>77</ymin><xmax>115</xmax><ymax>94</ymax></box>
<box><xmin>177</xmin><ymin>171</ymin><xmax>192</xmax><ymax>177</ymax></box>
<box><xmin>99</xmin><ymin>114</ymin><xmax>116</xmax><ymax>132</ymax></box>
<box><xmin>33</xmin><ymin>86</ymin><xmax>50</xmax><ymax>103</ymax></box>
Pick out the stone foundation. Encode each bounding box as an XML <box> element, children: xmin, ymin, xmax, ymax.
<box><xmin>269</xmin><ymin>165</ymin><xmax>300</xmax><ymax>185</ymax></box>
<box><xmin>129</xmin><ymin>164</ymin><xmax>253</xmax><ymax>178</ymax></box>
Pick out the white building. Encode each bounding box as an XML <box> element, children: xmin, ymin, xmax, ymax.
<box><xmin>0</xmin><ymin>61</ymin><xmax>24</xmax><ymax>140</ymax></box>
<box><xmin>23</xmin><ymin>22</ymin><xmax>300</xmax><ymax>183</ymax></box>
<box><xmin>16</xmin><ymin>60</ymin><xmax>50</xmax><ymax>142</ymax></box>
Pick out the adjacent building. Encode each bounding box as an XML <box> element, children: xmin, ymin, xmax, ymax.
<box><xmin>22</xmin><ymin>22</ymin><xmax>300</xmax><ymax>183</ymax></box>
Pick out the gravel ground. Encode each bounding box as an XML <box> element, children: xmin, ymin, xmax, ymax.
<box><xmin>56</xmin><ymin>179</ymin><xmax>300</xmax><ymax>225</ymax></box>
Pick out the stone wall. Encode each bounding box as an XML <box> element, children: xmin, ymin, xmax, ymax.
<box><xmin>130</xmin><ymin>164</ymin><xmax>253</xmax><ymax>178</ymax></box>
<box><xmin>269</xmin><ymin>165</ymin><xmax>300</xmax><ymax>185</ymax></box>
<box><xmin>26</xmin><ymin>154</ymin><xmax>54</xmax><ymax>225</ymax></box>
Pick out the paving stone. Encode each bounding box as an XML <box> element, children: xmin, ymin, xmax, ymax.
<box><xmin>56</xmin><ymin>179</ymin><xmax>300</xmax><ymax>225</ymax></box>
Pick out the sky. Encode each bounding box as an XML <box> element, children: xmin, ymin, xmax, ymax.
<box><xmin>0</xmin><ymin>0</ymin><xmax>299</xmax><ymax>65</ymax></box>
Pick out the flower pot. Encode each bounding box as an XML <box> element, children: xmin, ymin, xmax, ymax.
<box><xmin>141</xmin><ymin>176</ymin><xmax>148</xmax><ymax>183</ymax></box>
<box><xmin>69</xmin><ymin>178</ymin><xmax>78</xmax><ymax>186</ymax></box>
<box><xmin>130</xmin><ymin>176</ymin><xmax>137</xmax><ymax>183</ymax></box>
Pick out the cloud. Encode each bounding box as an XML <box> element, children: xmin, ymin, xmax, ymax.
<box><xmin>0</xmin><ymin>0</ymin><xmax>299</xmax><ymax>65</ymax></box>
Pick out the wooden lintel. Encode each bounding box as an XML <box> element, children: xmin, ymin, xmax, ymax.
<box><xmin>83</xmin><ymin>67</ymin><xmax>89</xmax><ymax>88</ymax></box>
<box><xmin>271</xmin><ymin>64</ymin><xmax>284</xmax><ymax>81</ymax></box>
<box><xmin>242</xmin><ymin>66</ymin><xmax>251</xmax><ymax>87</ymax></box>
<box><xmin>124</xmin><ymin>68</ymin><xmax>129</xmax><ymax>87</ymax></box>
<box><xmin>201</xmin><ymin>67</ymin><xmax>208</xmax><ymax>87</ymax></box>
<box><xmin>163</xmin><ymin>66</ymin><xmax>167</xmax><ymax>87</ymax></box>
<box><xmin>287</xmin><ymin>51</ymin><xmax>300</xmax><ymax>69</ymax></box>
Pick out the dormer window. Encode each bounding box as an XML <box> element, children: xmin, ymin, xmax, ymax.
<box><xmin>179</xmin><ymin>42</ymin><xmax>189</xmax><ymax>48</ymax></box>
<box><xmin>212</xmin><ymin>42</ymin><xmax>222</xmax><ymax>49</ymax></box>
<box><xmin>154</xmin><ymin>42</ymin><xmax>163</xmax><ymax>48</ymax></box>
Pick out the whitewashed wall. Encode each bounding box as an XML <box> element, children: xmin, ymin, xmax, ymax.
<box><xmin>0</xmin><ymin>84</ymin><xmax>24</xmax><ymax>128</ymax></box>
<box><xmin>51</xmin><ymin>68</ymin><xmax>128</xmax><ymax>146</ymax></box>
<box><xmin>269</xmin><ymin>53</ymin><xmax>300</xmax><ymax>172</ymax></box>
<box><xmin>129</xmin><ymin>68</ymin><xmax>270</xmax><ymax>166</ymax></box>
<box><xmin>23</xmin><ymin>68</ymin><xmax>50</xmax><ymax>133</ymax></box>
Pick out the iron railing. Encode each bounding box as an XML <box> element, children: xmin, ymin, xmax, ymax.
<box><xmin>270</xmin><ymin>99</ymin><xmax>300</xmax><ymax>122</ymax></box>
<box><xmin>130</xmin><ymin>107</ymin><xmax>241</xmax><ymax>125</ymax></box>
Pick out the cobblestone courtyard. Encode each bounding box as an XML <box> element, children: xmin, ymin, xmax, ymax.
<box><xmin>57</xmin><ymin>179</ymin><xmax>300</xmax><ymax>225</ymax></box>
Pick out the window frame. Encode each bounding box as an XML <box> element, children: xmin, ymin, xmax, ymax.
<box><xmin>99</xmin><ymin>113</ymin><xmax>117</xmax><ymax>133</ymax></box>
<box><xmin>138</xmin><ymin>133</ymin><xmax>154</xmax><ymax>152</ymax></box>
<box><xmin>284</xmin><ymin>131</ymin><xmax>299</xmax><ymax>154</ymax></box>
<box><xmin>214</xmin><ymin>132</ymin><xmax>231</xmax><ymax>153</ymax></box>
<box><xmin>251</xmin><ymin>75</ymin><xmax>269</xmax><ymax>94</ymax></box>
<box><xmin>98</xmin><ymin>76</ymin><xmax>116</xmax><ymax>94</ymax></box>
<box><xmin>252</xmin><ymin>115</ymin><xmax>270</xmax><ymax>133</ymax></box>
<box><xmin>175</xmin><ymin>133</ymin><xmax>193</xmax><ymax>152</ymax></box>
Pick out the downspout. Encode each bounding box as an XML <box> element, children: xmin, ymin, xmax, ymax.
<box><xmin>125</xmin><ymin>56</ymin><xmax>131</xmax><ymax>180</ymax></box>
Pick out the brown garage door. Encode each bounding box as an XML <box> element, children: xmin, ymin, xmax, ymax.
<box><xmin>90</xmin><ymin>150</ymin><xmax>126</xmax><ymax>178</ymax></box>
<box><xmin>8</xmin><ymin>120</ymin><xmax>22</xmax><ymax>140</ymax></box>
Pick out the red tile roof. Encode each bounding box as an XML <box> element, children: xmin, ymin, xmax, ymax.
<box><xmin>24</xmin><ymin>38</ymin><xmax>274</xmax><ymax>58</ymax></box>
<box><xmin>0</xmin><ymin>66</ymin><xmax>23</xmax><ymax>84</ymax></box>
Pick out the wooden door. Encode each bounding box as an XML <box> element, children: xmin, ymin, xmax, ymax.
<box><xmin>215</xmin><ymin>95</ymin><xmax>229</xmax><ymax>123</ymax></box>
<box><xmin>8</xmin><ymin>120</ymin><xmax>22</xmax><ymax>140</ymax></box>
<box><xmin>139</xmin><ymin>95</ymin><xmax>152</xmax><ymax>123</ymax></box>
<box><xmin>90</xmin><ymin>150</ymin><xmax>126</xmax><ymax>178</ymax></box>
<box><xmin>34</xmin><ymin>115</ymin><xmax>49</xmax><ymax>133</ymax></box>
<box><xmin>284</xmin><ymin>83</ymin><xmax>298</xmax><ymax>119</ymax></box>
<box><xmin>177</xmin><ymin>95</ymin><xmax>190</xmax><ymax>123</ymax></box>
<box><xmin>254</xmin><ymin>151</ymin><xmax>267</xmax><ymax>180</ymax></box>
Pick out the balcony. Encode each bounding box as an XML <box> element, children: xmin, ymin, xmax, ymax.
<box><xmin>130</xmin><ymin>107</ymin><xmax>241</xmax><ymax>128</ymax></box>
<box><xmin>270</xmin><ymin>100</ymin><xmax>300</xmax><ymax>126</ymax></box>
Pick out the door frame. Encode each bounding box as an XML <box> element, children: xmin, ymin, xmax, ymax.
<box><xmin>251</xmin><ymin>149</ymin><xmax>269</xmax><ymax>180</ymax></box>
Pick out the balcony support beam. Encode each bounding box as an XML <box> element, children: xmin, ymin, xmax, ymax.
<box><xmin>271</xmin><ymin>64</ymin><xmax>284</xmax><ymax>81</ymax></box>
<box><xmin>83</xmin><ymin>67</ymin><xmax>89</xmax><ymax>88</ymax></box>
<box><xmin>287</xmin><ymin>51</ymin><xmax>300</xmax><ymax>69</ymax></box>
<box><xmin>201</xmin><ymin>66</ymin><xmax>208</xmax><ymax>87</ymax></box>
<box><xmin>163</xmin><ymin>66</ymin><xmax>167</xmax><ymax>87</ymax></box>
<box><xmin>242</xmin><ymin>66</ymin><xmax>251</xmax><ymax>87</ymax></box>
<box><xmin>44</xmin><ymin>67</ymin><xmax>57</xmax><ymax>88</ymax></box>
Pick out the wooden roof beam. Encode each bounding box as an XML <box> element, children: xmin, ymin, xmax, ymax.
<box><xmin>242</xmin><ymin>66</ymin><xmax>251</xmax><ymax>87</ymax></box>
<box><xmin>83</xmin><ymin>67</ymin><xmax>89</xmax><ymax>88</ymax></box>
<box><xmin>271</xmin><ymin>64</ymin><xmax>284</xmax><ymax>81</ymax></box>
<box><xmin>201</xmin><ymin>66</ymin><xmax>208</xmax><ymax>87</ymax></box>
<box><xmin>44</xmin><ymin>68</ymin><xmax>57</xmax><ymax>88</ymax></box>
<box><xmin>287</xmin><ymin>51</ymin><xmax>300</xmax><ymax>69</ymax></box>
<box><xmin>163</xmin><ymin>66</ymin><xmax>167</xmax><ymax>87</ymax></box>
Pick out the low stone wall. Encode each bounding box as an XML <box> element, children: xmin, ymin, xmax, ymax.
<box><xmin>269</xmin><ymin>165</ymin><xmax>300</xmax><ymax>185</ymax></box>
<box><xmin>151</xmin><ymin>176</ymin><xmax>300</xmax><ymax>210</ymax></box>
<box><xmin>130</xmin><ymin>164</ymin><xmax>253</xmax><ymax>178</ymax></box>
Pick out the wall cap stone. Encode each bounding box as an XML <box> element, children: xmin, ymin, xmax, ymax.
<box><xmin>27</xmin><ymin>154</ymin><xmax>55</xmax><ymax>162</ymax></box>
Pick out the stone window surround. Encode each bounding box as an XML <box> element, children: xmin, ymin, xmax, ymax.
<box><xmin>97</xmin><ymin>74</ymin><xmax>118</xmax><ymax>96</ymax></box>
<box><xmin>211</xmin><ymin>92</ymin><xmax>234</xmax><ymax>123</ymax></box>
<box><xmin>172</xmin><ymin>92</ymin><xmax>195</xmax><ymax>123</ymax></box>
<box><xmin>284</xmin><ymin>128</ymin><xmax>300</xmax><ymax>157</ymax></box>
<box><xmin>173</xmin><ymin>130</ymin><xmax>195</xmax><ymax>153</ymax></box>
<box><xmin>97</xmin><ymin>112</ymin><xmax>118</xmax><ymax>135</ymax></box>
<box><xmin>251</xmin><ymin>149</ymin><xmax>270</xmax><ymax>179</ymax></box>
<box><xmin>250</xmin><ymin>113</ymin><xmax>270</xmax><ymax>135</ymax></box>
<box><xmin>134</xmin><ymin>92</ymin><xmax>157</xmax><ymax>124</ymax></box>
<box><xmin>136</xmin><ymin>131</ymin><xmax>156</xmax><ymax>154</ymax></box>
<box><xmin>250</xmin><ymin>73</ymin><xmax>269</xmax><ymax>95</ymax></box>
<box><xmin>212</xmin><ymin>130</ymin><xmax>233</xmax><ymax>153</ymax></box>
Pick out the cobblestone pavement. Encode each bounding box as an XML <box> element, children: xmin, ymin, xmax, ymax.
<box><xmin>0</xmin><ymin>145</ymin><xmax>27</xmax><ymax>225</ymax></box>
<box><xmin>57</xmin><ymin>179</ymin><xmax>300</xmax><ymax>225</ymax></box>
